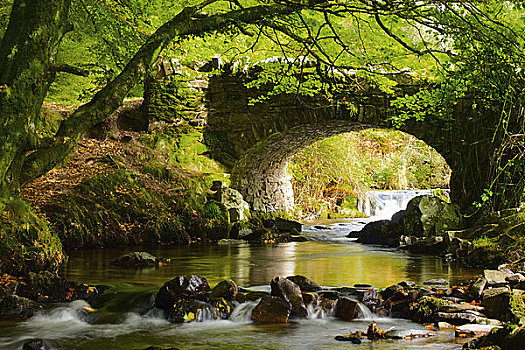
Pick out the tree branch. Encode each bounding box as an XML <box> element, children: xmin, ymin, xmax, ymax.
<box><xmin>19</xmin><ymin>1</ymin><xmax>299</xmax><ymax>186</ymax></box>
<box><xmin>49</xmin><ymin>63</ymin><xmax>90</xmax><ymax>77</ymax></box>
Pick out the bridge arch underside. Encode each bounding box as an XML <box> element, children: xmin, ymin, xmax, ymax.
<box><xmin>230</xmin><ymin>120</ymin><xmax>389</xmax><ymax>213</ymax></box>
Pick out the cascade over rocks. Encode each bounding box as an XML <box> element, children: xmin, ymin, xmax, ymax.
<box><xmin>350</xmin><ymin>195</ymin><xmax>465</xmax><ymax>254</ymax></box>
<box><xmin>251</xmin><ymin>296</ymin><xmax>291</xmax><ymax>323</ymax></box>
<box><xmin>270</xmin><ymin>276</ymin><xmax>308</xmax><ymax>317</ymax></box>
<box><xmin>155</xmin><ymin>275</ymin><xmax>211</xmax><ymax>310</ymax></box>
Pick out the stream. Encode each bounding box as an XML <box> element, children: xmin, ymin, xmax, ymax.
<box><xmin>0</xmin><ymin>190</ymin><xmax>482</xmax><ymax>350</ymax></box>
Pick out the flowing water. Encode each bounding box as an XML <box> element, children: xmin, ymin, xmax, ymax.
<box><xmin>0</xmin><ymin>191</ymin><xmax>481</xmax><ymax>350</ymax></box>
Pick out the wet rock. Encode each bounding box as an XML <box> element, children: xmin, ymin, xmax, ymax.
<box><xmin>270</xmin><ymin>276</ymin><xmax>307</xmax><ymax>317</ymax></box>
<box><xmin>22</xmin><ymin>340</ymin><xmax>55</xmax><ymax>350</ymax></box>
<box><xmin>411</xmin><ymin>297</ymin><xmax>452</xmax><ymax>323</ymax></box>
<box><xmin>399</xmin><ymin>281</ymin><xmax>417</xmax><ymax>289</ymax></box>
<box><xmin>334</xmin><ymin>333</ymin><xmax>363</xmax><ymax>343</ymax></box>
<box><xmin>353</xmin><ymin>220</ymin><xmax>399</xmax><ymax>247</ymax></box>
<box><xmin>334</xmin><ymin>297</ymin><xmax>358</xmax><ymax>321</ymax></box>
<box><xmin>302</xmin><ymin>292</ymin><xmax>318</xmax><ymax>307</ymax></box>
<box><xmin>165</xmin><ymin>299</ymin><xmax>213</xmax><ymax>323</ymax></box>
<box><xmin>469</xmin><ymin>277</ymin><xmax>487</xmax><ymax>300</ymax></box>
<box><xmin>481</xmin><ymin>289</ymin><xmax>525</xmax><ymax>323</ymax></box>
<box><xmin>482</xmin><ymin>286</ymin><xmax>511</xmax><ymax>299</ymax></box>
<box><xmin>17</xmin><ymin>272</ymin><xmax>99</xmax><ymax>302</ymax></box>
<box><xmin>380</xmin><ymin>284</ymin><xmax>405</xmax><ymax>301</ymax></box>
<box><xmin>155</xmin><ymin>275</ymin><xmax>211</xmax><ymax>316</ymax></box>
<box><xmin>439</xmin><ymin>303</ymin><xmax>485</xmax><ymax>313</ymax></box>
<box><xmin>229</xmin><ymin>221</ymin><xmax>255</xmax><ymax>239</ymax></box>
<box><xmin>363</xmin><ymin>290</ymin><xmax>381</xmax><ymax>312</ymax></box>
<box><xmin>210</xmin><ymin>280</ymin><xmax>238</xmax><ymax>300</ymax></box>
<box><xmin>0</xmin><ymin>295</ymin><xmax>42</xmax><ymax>317</ymax></box>
<box><xmin>251</xmin><ymin>296</ymin><xmax>291</xmax><ymax>323</ymax></box>
<box><xmin>423</xmin><ymin>278</ymin><xmax>449</xmax><ymax>287</ymax></box>
<box><xmin>319</xmin><ymin>295</ymin><xmax>337</xmax><ymax>313</ymax></box>
<box><xmin>484</xmin><ymin>269</ymin><xmax>510</xmax><ymax>286</ymax></box>
<box><xmin>243</xmin><ymin>228</ymin><xmax>275</xmax><ymax>243</ymax></box>
<box><xmin>437</xmin><ymin>311</ymin><xmax>484</xmax><ymax>325</ymax></box>
<box><xmin>506</xmin><ymin>274</ymin><xmax>525</xmax><ymax>283</ymax></box>
<box><xmin>455</xmin><ymin>324</ymin><xmax>501</xmax><ymax>338</ymax></box>
<box><xmin>212</xmin><ymin>298</ymin><xmax>235</xmax><ymax>319</ymax></box>
<box><xmin>384</xmin><ymin>329</ymin><xmax>434</xmax><ymax>339</ymax></box>
<box><xmin>286</xmin><ymin>275</ymin><xmax>321</xmax><ymax>292</ymax></box>
<box><xmin>274</xmin><ymin>217</ymin><xmax>302</xmax><ymax>232</ymax></box>
<box><xmin>112</xmin><ymin>251</ymin><xmax>158</xmax><ymax>268</ymax></box>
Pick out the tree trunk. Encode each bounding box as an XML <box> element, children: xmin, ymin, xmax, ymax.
<box><xmin>0</xmin><ymin>0</ymin><xmax>297</xmax><ymax>198</ymax></box>
<box><xmin>0</xmin><ymin>0</ymin><xmax>71</xmax><ymax>197</ymax></box>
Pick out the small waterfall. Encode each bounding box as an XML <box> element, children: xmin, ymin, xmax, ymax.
<box><xmin>358</xmin><ymin>189</ymin><xmax>448</xmax><ymax>219</ymax></box>
<box><xmin>356</xmin><ymin>302</ymin><xmax>376</xmax><ymax>320</ymax></box>
<box><xmin>228</xmin><ymin>301</ymin><xmax>258</xmax><ymax>323</ymax></box>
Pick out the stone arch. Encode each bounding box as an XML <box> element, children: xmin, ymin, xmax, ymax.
<box><xmin>230</xmin><ymin>120</ymin><xmax>451</xmax><ymax>213</ymax></box>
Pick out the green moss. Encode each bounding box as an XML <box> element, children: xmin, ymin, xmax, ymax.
<box><xmin>0</xmin><ymin>199</ymin><xmax>64</xmax><ymax>276</ymax></box>
<box><xmin>44</xmin><ymin>170</ymin><xmax>191</xmax><ymax>249</ymax></box>
<box><xmin>200</xmin><ymin>200</ymin><xmax>230</xmax><ymax>241</ymax></box>
<box><xmin>467</xmin><ymin>210</ymin><xmax>525</xmax><ymax>267</ymax></box>
<box><xmin>411</xmin><ymin>297</ymin><xmax>450</xmax><ymax>323</ymax></box>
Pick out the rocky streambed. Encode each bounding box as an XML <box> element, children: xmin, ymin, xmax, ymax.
<box><xmin>3</xmin><ymin>263</ymin><xmax>525</xmax><ymax>350</ymax></box>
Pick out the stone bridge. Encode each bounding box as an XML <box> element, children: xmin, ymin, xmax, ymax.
<box><xmin>146</xmin><ymin>62</ymin><xmax>509</xmax><ymax>214</ymax></box>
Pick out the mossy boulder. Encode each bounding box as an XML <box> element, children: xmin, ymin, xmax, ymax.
<box><xmin>402</xmin><ymin>195</ymin><xmax>465</xmax><ymax>237</ymax></box>
<box><xmin>0</xmin><ymin>199</ymin><xmax>65</xmax><ymax>276</ymax></box>
<box><xmin>482</xmin><ymin>290</ymin><xmax>525</xmax><ymax>324</ymax></box>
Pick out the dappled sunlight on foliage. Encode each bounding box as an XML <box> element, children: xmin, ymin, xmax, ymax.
<box><xmin>289</xmin><ymin>129</ymin><xmax>450</xmax><ymax>219</ymax></box>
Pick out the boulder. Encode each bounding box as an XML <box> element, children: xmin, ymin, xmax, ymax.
<box><xmin>274</xmin><ymin>217</ymin><xmax>302</xmax><ymax>232</ymax></box>
<box><xmin>270</xmin><ymin>276</ymin><xmax>307</xmax><ymax>317</ymax></box>
<box><xmin>251</xmin><ymin>296</ymin><xmax>291</xmax><ymax>323</ymax></box>
<box><xmin>484</xmin><ymin>269</ymin><xmax>510</xmax><ymax>286</ymax></box>
<box><xmin>482</xmin><ymin>289</ymin><xmax>525</xmax><ymax>323</ymax></box>
<box><xmin>353</xmin><ymin>220</ymin><xmax>399</xmax><ymax>247</ymax></box>
<box><xmin>210</xmin><ymin>280</ymin><xmax>238</xmax><ymax>300</ymax></box>
<box><xmin>208</xmin><ymin>182</ymin><xmax>250</xmax><ymax>222</ymax></box>
<box><xmin>286</xmin><ymin>275</ymin><xmax>321</xmax><ymax>292</ymax></box>
<box><xmin>112</xmin><ymin>251</ymin><xmax>158</xmax><ymax>268</ymax></box>
<box><xmin>165</xmin><ymin>299</ymin><xmax>213</xmax><ymax>323</ymax></box>
<box><xmin>402</xmin><ymin>195</ymin><xmax>465</xmax><ymax>237</ymax></box>
<box><xmin>155</xmin><ymin>275</ymin><xmax>211</xmax><ymax>316</ymax></box>
<box><xmin>334</xmin><ymin>297</ymin><xmax>358</xmax><ymax>321</ymax></box>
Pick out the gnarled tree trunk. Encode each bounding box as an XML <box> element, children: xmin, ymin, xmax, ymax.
<box><xmin>0</xmin><ymin>0</ymin><xmax>296</xmax><ymax>198</ymax></box>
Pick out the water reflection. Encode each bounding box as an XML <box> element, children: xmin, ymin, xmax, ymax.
<box><xmin>61</xmin><ymin>241</ymin><xmax>480</xmax><ymax>289</ymax></box>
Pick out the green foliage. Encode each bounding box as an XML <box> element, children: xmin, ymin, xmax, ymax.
<box><xmin>0</xmin><ymin>198</ymin><xmax>64</xmax><ymax>276</ymax></box>
<box><xmin>44</xmin><ymin>170</ymin><xmax>190</xmax><ymax>248</ymax></box>
<box><xmin>289</xmin><ymin>129</ymin><xmax>450</xmax><ymax>219</ymax></box>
